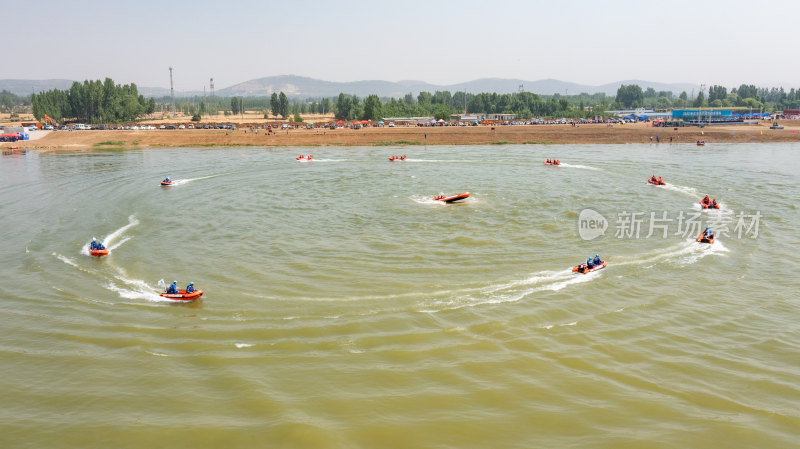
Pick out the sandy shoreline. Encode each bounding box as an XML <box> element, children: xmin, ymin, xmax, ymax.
<box><xmin>4</xmin><ymin>121</ymin><xmax>800</xmax><ymax>150</ymax></box>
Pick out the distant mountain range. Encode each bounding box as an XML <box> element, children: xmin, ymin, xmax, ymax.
<box><xmin>0</xmin><ymin>79</ymin><xmax>75</xmax><ymax>95</ymax></box>
<box><xmin>214</xmin><ymin>75</ymin><xmax>699</xmax><ymax>98</ymax></box>
<box><xmin>1</xmin><ymin>76</ymin><xmax>699</xmax><ymax>98</ymax></box>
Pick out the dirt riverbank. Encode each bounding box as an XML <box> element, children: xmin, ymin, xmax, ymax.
<box><xmin>5</xmin><ymin>121</ymin><xmax>800</xmax><ymax>151</ymax></box>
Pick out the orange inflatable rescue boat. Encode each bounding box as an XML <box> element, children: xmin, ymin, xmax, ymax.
<box><xmin>433</xmin><ymin>192</ymin><xmax>470</xmax><ymax>203</ymax></box>
<box><xmin>159</xmin><ymin>289</ymin><xmax>204</xmax><ymax>301</ymax></box>
<box><xmin>699</xmin><ymin>199</ymin><xmax>720</xmax><ymax>209</ymax></box>
<box><xmin>696</xmin><ymin>234</ymin><xmax>714</xmax><ymax>244</ymax></box>
<box><xmin>573</xmin><ymin>260</ymin><xmax>607</xmax><ymax>274</ymax></box>
<box><xmin>90</xmin><ymin>249</ymin><xmax>109</xmax><ymax>257</ymax></box>
<box><xmin>296</xmin><ymin>155</ymin><xmax>314</xmax><ymax>161</ymax></box>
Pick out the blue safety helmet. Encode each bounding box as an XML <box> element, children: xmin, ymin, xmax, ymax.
<box><xmin>189</xmin><ymin>282</ymin><xmax>194</xmax><ymax>285</ymax></box>
<box><xmin>595</xmin><ymin>254</ymin><xmax>599</xmax><ymax>258</ymax></box>
<box><xmin>172</xmin><ymin>280</ymin><xmax>177</xmax><ymax>284</ymax></box>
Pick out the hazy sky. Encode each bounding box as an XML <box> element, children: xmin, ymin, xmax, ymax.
<box><xmin>7</xmin><ymin>0</ymin><xmax>798</xmax><ymax>90</ymax></box>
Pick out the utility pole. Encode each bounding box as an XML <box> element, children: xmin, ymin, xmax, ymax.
<box><xmin>210</xmin><ymin>78</ymin><xmax>215</xmax><ymax>116</ymax></box>
<box><xmin>169</xmin><ymin>67</ymin><xmax>175</xmax><ymax>116</ymax></box>
<box><xmin>699</xmin><ymin>84</ymin><xmax>705</xmax><ymax>126</ymax></box>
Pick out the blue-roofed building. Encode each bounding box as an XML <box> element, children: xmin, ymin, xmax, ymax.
<box><xmin>672</xmin><ymin>109</ymin><xmax>750</xmax><ymax>126</ymax></box>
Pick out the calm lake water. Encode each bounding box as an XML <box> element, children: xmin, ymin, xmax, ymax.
<box><xmin>1</xmin><ymin>143</ymin><xmax>799</xmax><ymax>448</ymax></box>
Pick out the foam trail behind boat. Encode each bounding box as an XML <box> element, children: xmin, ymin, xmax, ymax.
<box><xmin>107</xmin><ymin>237</ymin><xmax>131</xmax><ymax>251</ymax></box>
<box><xmin>184</xmin><ymin>174</ymin><xmax>225</xmax><ymax>183</ymax></box>
<box><xmin>613</xmin><ymin>239</ymin><xmax>728</xmax><ymax>269</ymax></box>
<box><xmin>662</xmin><ymin>183</ymin><xmax>698</xmax><ymax>197</ymax></box>
<box><xmin>420</xmin><ymin>267</ymin><xmax>601</xmax><ymax>312</ymax></box>
<box><xmin>103</xmin><ymin>215</ymin><xmax>138</xmax><ymax>248</ymax></box>
<box><xmin>560</xmin><ymin>163</ymin><xmax>602</xmax><ymax>171</ymax></box>
<box><xmin>106</xmin><ymin>274</ymin><xmax>174</xmax><ymax>303</ymax></box>
<box><xmin>105</xmin><ymin>281</ymin><xmax>175</xmax><ymax>303</ymax></box>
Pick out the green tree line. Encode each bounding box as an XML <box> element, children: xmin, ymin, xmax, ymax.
<box><xmin>25</xmin><ymin>78</ymin><xmax>800</xmax><ymax>124</ymax></box>
<box><xmin>329</xmin><ymin>90</ymin><xmax>596</xmax><ymax>122</ymax></box>
<box><xmin>154</xmin><ymin>84</ymin><xmax>800</xmax><ymax>123</ymax></box>
<box><xmin>31</xmin><ymin>78</ymin><xmax>156</xmax><ymax>123</ymax></box>
<box><xmin>614</xmin><ymin>83</ymin><xmax>800</xmax><ymax>111</ymax></box>
<box><xmin>0</xmin><ymin>90</ymin><xmax>30</xmax><ymax>112</ymax></box>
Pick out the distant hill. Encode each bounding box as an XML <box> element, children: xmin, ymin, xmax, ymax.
<box><xmin>0</xmin><ymin>79</ymin><xmax>202</xmax><ymax>98</ymax></box>
<box><xmin>216</xmin><ymin>75</ymin><xmax>699</xmax><ymax>98</ymax></box>
<box><xmin>0</xmin><ymin>79</ymin><xmax>75</xmax><ymax>95</ymax></box>
<box><xmin>137</xmin><ymin>86</ymin><xmax>204</xmax><ymax>98</ymax></box>
<box><xmin>1</xmin><ymin>76</ymin><xmax>699</xmax><ymax>98</ymax></box>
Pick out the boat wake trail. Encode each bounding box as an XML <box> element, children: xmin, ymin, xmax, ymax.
<box><xmin>103</xmin><ymin>215</ymin><xmax>138</xmax><ymax>248</ymax></box>
<box><xmin>105</xmin><ymin>276</ymin><xmax>173</xmax><ymax>303</ymax></box>
<box><xmin>404</xmin><ymin>159</ymin><xmax>483</xmax><ymax>163</ymax></box>
<box><xmin>420</xmin><ymin>238</ymin><xmax>727</xmax><ymax>312</ymax></box>
<box><xmin>420</xmin><ymin>267</ymin><xmax>600</xmax><ymax>312</ymax></box>
<box><xmin>54</xmin><ymin>251</ymin><xmax>172</xmax><ymax>303</ymax></box>
<box><xmin>560</xmin><ymin>163</ymin><xmax>602</xmax><ymax>171</ymax></box>
<box><xmin>54</xmin><ymin>253</ymin><xmax>96</xmax><ymax>275</ymax></box>
<box><xmin>108</xmin><ymin>237</ymin><xmax>131</xmax><ymax>251</ymax></box>
<box><xmin>614</xmin><ymin>239</ymin><xmax>728</xmax><ymax>268</ymax></box>
<box><xmin>173</xmin><ymin>174</ymin><xmax>226</xmax><ymax>185</ymax></box>
<box><xmin>661</xmin><ymin>183</ymin><xmax>698</xmax><ymax>197</ymax></box>
<box><xmin>80</xmin><ymin>215</ymin><xmax>138</xmax><ymax>255</ymax></box>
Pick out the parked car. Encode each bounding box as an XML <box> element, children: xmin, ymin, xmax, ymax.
<box><xmin>166</xmin><ymin>125</ymin><xmax>177</xmax><ymax>130</ymax></box>
<box><xmin>178</xmin><ymin>124</ymin><xmax>185</xmax><ymax>129</ymax></box>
